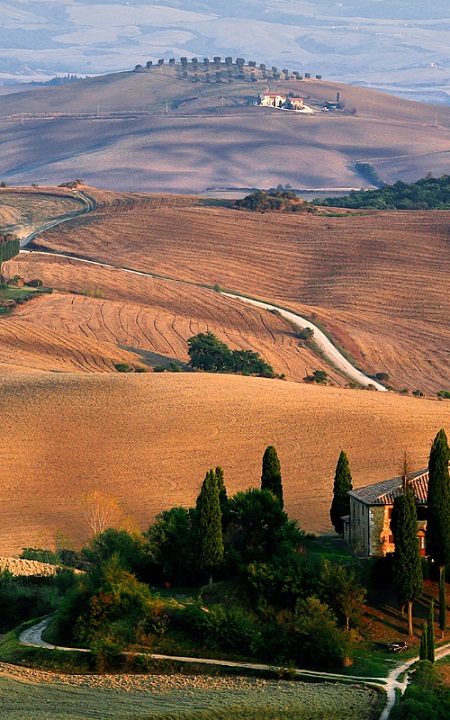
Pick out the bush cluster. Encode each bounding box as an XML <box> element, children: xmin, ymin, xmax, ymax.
<box><xmin>187</xmin><ymin>331</ymin><xmax>274</xmax><ymax>377</ymax></box>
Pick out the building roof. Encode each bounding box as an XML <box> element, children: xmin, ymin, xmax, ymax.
<box><xmin>260</xmin><ymin>93</ymin><xmax>286</xmax><ymax>98</ymax></box>
<box><xmin>349</xmin><ymin>468</ymin><xmax>430</xmax><ymax>506</ymax></box>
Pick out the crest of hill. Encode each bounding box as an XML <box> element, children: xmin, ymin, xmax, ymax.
<box><xmin>1</xmin><ymin>66</ymin><xmax>450</xmax><ymax>191</ymax></box>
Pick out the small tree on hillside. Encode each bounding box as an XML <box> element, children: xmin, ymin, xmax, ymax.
<box><xmin>391</xmin><ymin>484</ymin><xmax>423</xmax><ymax>636</ymax></box>
<box><xmin>261</xmin><ymin>445</ymin><xmax>283</xmax><ymax>507</ymax></box>
<box><xmin>196</xmin><ymin>469</ymin><xmax>224</xmax><ymax>588</ymax></box>
<box><xmin>426</xmin><ymin>428</ymin><xmax>450</xmax><ymax>637</ymax></box>
<box><xmin>330</xmin><ymin>450</ymin><xmax>353</xmax><ymax>535</ymax></box>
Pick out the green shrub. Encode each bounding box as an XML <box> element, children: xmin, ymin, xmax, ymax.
<box><xmin>113</xmin><ymin>362</ymin><xmax>133</xmax><ymax>373</ymax></box>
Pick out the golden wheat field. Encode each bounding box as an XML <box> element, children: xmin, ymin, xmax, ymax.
<box><xmin>22</xmin><ymin>198</ymin><xmax>450</xmax><ymax>394</ymax></box>
<box><xmin>0</xmin><ymin>371</ymin><xmax>449</xmax><ymax>555</ymax></box>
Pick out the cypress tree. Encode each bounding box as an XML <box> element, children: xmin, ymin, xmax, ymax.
<box><xmin>261</xmin><ymin>446</ymin><xmax>283</xmax><ymax>507</ymax></box>
<box><xmin>439</xmin><ymin>567</ymin><xmax>447</xmax><ymax>639</ymax></box>
<box><xmin>427</xmin><ymin>600</ymin><xmax>435</xmax><ymax>663</ymax></box>
<box><xmin>391</xmin><ymin>485</ymin><xmax>423</xmax><ymax>636</ymax></box>
<box><xmin>419</xmin><ymin>622</ymin><xmax>428</xmax><ymax>660</ymax></box>
<box><xmin>196</xmin><ymin>469</ymin><xmax>224</xmax><ymax>588</ymax></box>
<box><xmin>426</xmin><ymin>429</ymin><xmax>450</xmax><ymax>631</ymax></box>
<box><xmin>330</xmin><ymin>450</ymin><xmax>353</xmax><ymax>535</ymax></box>
<box><xmin>215</xmin><ymin>466</ymin><xmax>229</xmax><ymax>530</ymax></box>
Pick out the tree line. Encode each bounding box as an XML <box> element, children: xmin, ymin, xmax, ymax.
<box><xmin>316</xmin><ymin>174</ymin><xmax>450</xmax><ymax>210</ymax></box>
<box><xmin>187</xmin><ymin>331</ymin><xmax>275</xmax><ymax>377</ymax></box>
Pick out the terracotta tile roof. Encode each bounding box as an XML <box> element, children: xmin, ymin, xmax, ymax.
<box><xmin>349</xmin><ymin>468</ymin><xmax>430</xmax><ymax>506</ymax></box>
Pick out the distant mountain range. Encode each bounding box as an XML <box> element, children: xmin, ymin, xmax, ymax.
<box><xmin>1</xmin><ymin>1</ymin><xmax>450</xmax><ymax>103</ymax></box>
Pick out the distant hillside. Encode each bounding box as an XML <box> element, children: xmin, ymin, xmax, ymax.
<box><xmin>1</xmin><ymin>67</ymin><xmax>450</xmax><ymax>192</ymax></box>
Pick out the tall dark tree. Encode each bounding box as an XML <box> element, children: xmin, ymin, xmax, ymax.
<box><xmin>196</xmin><ymin>469</ymin><xmax>224</xmax><ymax>588</ymax></box>
<box><xmin>419</xmin><ymin>622</ymin><xmax>428</xmax><ymax>660</ymax></box>
<box><xmin>215</xmin><ymin>466</ymin><xmax>229</xmax><ymax>529</ymax></box>
<box><xmin>427</xmin><ymin>600</ymin><xmax>436</xmax><ymax>663</ymax></box>
<box><xmin>261</xmin><ymin>446</ymin><xmax>283</xmax><ymax>507</ymax></box>
<box><xmin>391</xmin><ymin>485</ymin><xmax>423</xmax><ymax>636</ymax></box>
<box><xmin>330</xmin><ymin>450</ymin><xmax>353</xmax><ymax>535</ymax></box>
<box><xmin>440</xmin><ymin>567</ymin><xmax>447</xmax><ymax>639</ymax></box>
<box><xmin>426</xmin><ymin>428</ymin><xmax>450</xmax><ymax>629</ymax></box>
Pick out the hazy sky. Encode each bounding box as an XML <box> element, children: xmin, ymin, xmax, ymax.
<box><xmin>1</xmin><ymin>1</ymin><xmax>449</xmax><ymax>99</ymax></box>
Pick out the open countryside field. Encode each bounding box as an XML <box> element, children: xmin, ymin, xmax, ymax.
<box><xmin>0</xmin><ymin>663</ymin><xmax>379</xmax><ymax>720</ymax></box>
<box><xmin>3</xmin><ymin>254</ymin><xmax>339</xmax><ymax>382</ymax></box>
<box><xmin>19</xmin><ymin>196</ymin><xmax>450</xmax><ymax>394</ymax></box>
<box><xmin>0</xmin><ymin>372</ymin><xmax>449</xmax><ymax>555</ymax></box>
<box><xmin>1</xmin><ymin>71</ymin><xmax>450</xmax><ymax>190</ymax></box>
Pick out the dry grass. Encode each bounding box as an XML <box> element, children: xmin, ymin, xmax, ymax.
<box><xmin>0</xmin><ymin>371</ymin><xmax>449</xmax><ymax>555</ymax></box>
<box><xmin>23</xmin><ymin>199</ymin><xmax>450</xmax><ymax>393</ymax></box>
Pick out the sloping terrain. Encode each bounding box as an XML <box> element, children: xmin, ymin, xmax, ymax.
<box><xmin>0</xmin><ymin>256</ymin><xmax>334</xmax><ymax>382</ymax></box>
<box><xmin>17</xmin><ymin>196</ymin><xmax>450</xmax><ymax>394</ymax></box>
<box><xmin>1</xmin><ymin>70</ymin><xmax>450</xmax><ymax>191</ymax></box>
<box><xmin>0</xmin><ymin>371</ymin><xmax>449</xmax><ymax>555</ymax></box>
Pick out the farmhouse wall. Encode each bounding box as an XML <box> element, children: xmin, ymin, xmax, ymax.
<box><xmin>349</xmin><ymin>496</ymin><xmax>369</xmax><ymax>555</ymax></box>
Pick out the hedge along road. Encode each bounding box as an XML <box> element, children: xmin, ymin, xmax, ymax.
<box><xmin>19</xmin><ymin>206</ymin><xmax>387</xmax><ymax>391</ymax></box>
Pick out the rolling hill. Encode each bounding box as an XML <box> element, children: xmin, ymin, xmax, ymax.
<box><xmin>0</xmin><ymin>371</ymin><xmax>449</xmax><ymax>555</ymax></box>
<box><xmin>0</xmin><ymin>186</ymin><xmax>450</xmax><ymax>554</ymax></box>
<box><xmin>9</xmin><ymin>190</ymin><xmax>450</xmax><ymax>395</ymax></box>
<box><xmin>1</xmin><ymin>67</ymin><xmax>450</xmax><ymax>192</ymax></box>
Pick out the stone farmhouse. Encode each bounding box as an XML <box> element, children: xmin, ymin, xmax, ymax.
<box><xmin>343</xmin><ymin>468</ymin><xmax>430</xmax><ymax>557</ymax></box>
<box><xmin>258</xmin><ymin>93</ymin><xmax>304</xmax><ymax>110</ymax></box>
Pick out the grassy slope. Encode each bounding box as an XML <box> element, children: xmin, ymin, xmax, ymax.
<box><xmin>1</xmin><ymin>68</ymin><xmax>450</xmax><ymax>190</ymax></box>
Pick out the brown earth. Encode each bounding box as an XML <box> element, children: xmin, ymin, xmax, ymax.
<box><xmin>0</xmin><ymin>371</ymin><xmax>449</xmax><ymax>555</ymax></box>
<box><xmin>16</xmin><ymin>197</ymin><xmax>450</xmax><ymax>394</ymax></box>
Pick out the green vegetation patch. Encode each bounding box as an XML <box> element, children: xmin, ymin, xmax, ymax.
<box><xmin>316</xmin><ymin>174</ymin><xmax>450</xmax><ymax>210</ymax></box>
<box><xmin>233</xmin><ymin>190</ymin><xmax>317</xmax><ymax>213</ymax></box>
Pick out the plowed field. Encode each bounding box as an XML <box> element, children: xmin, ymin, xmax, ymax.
<box><xmin>25</xmin><ymin>199</ymin><xmax>450</xmax><ymax>394</ymax></box>
<box><xmin>3</xmin><ymin>253</ymin><xmax>336</xmax><ymax>382</ymax></box>
<box><xmin>0</xmin><ymin>372</ymin><xmax>449</xmax><ymax>555</ymax></box>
